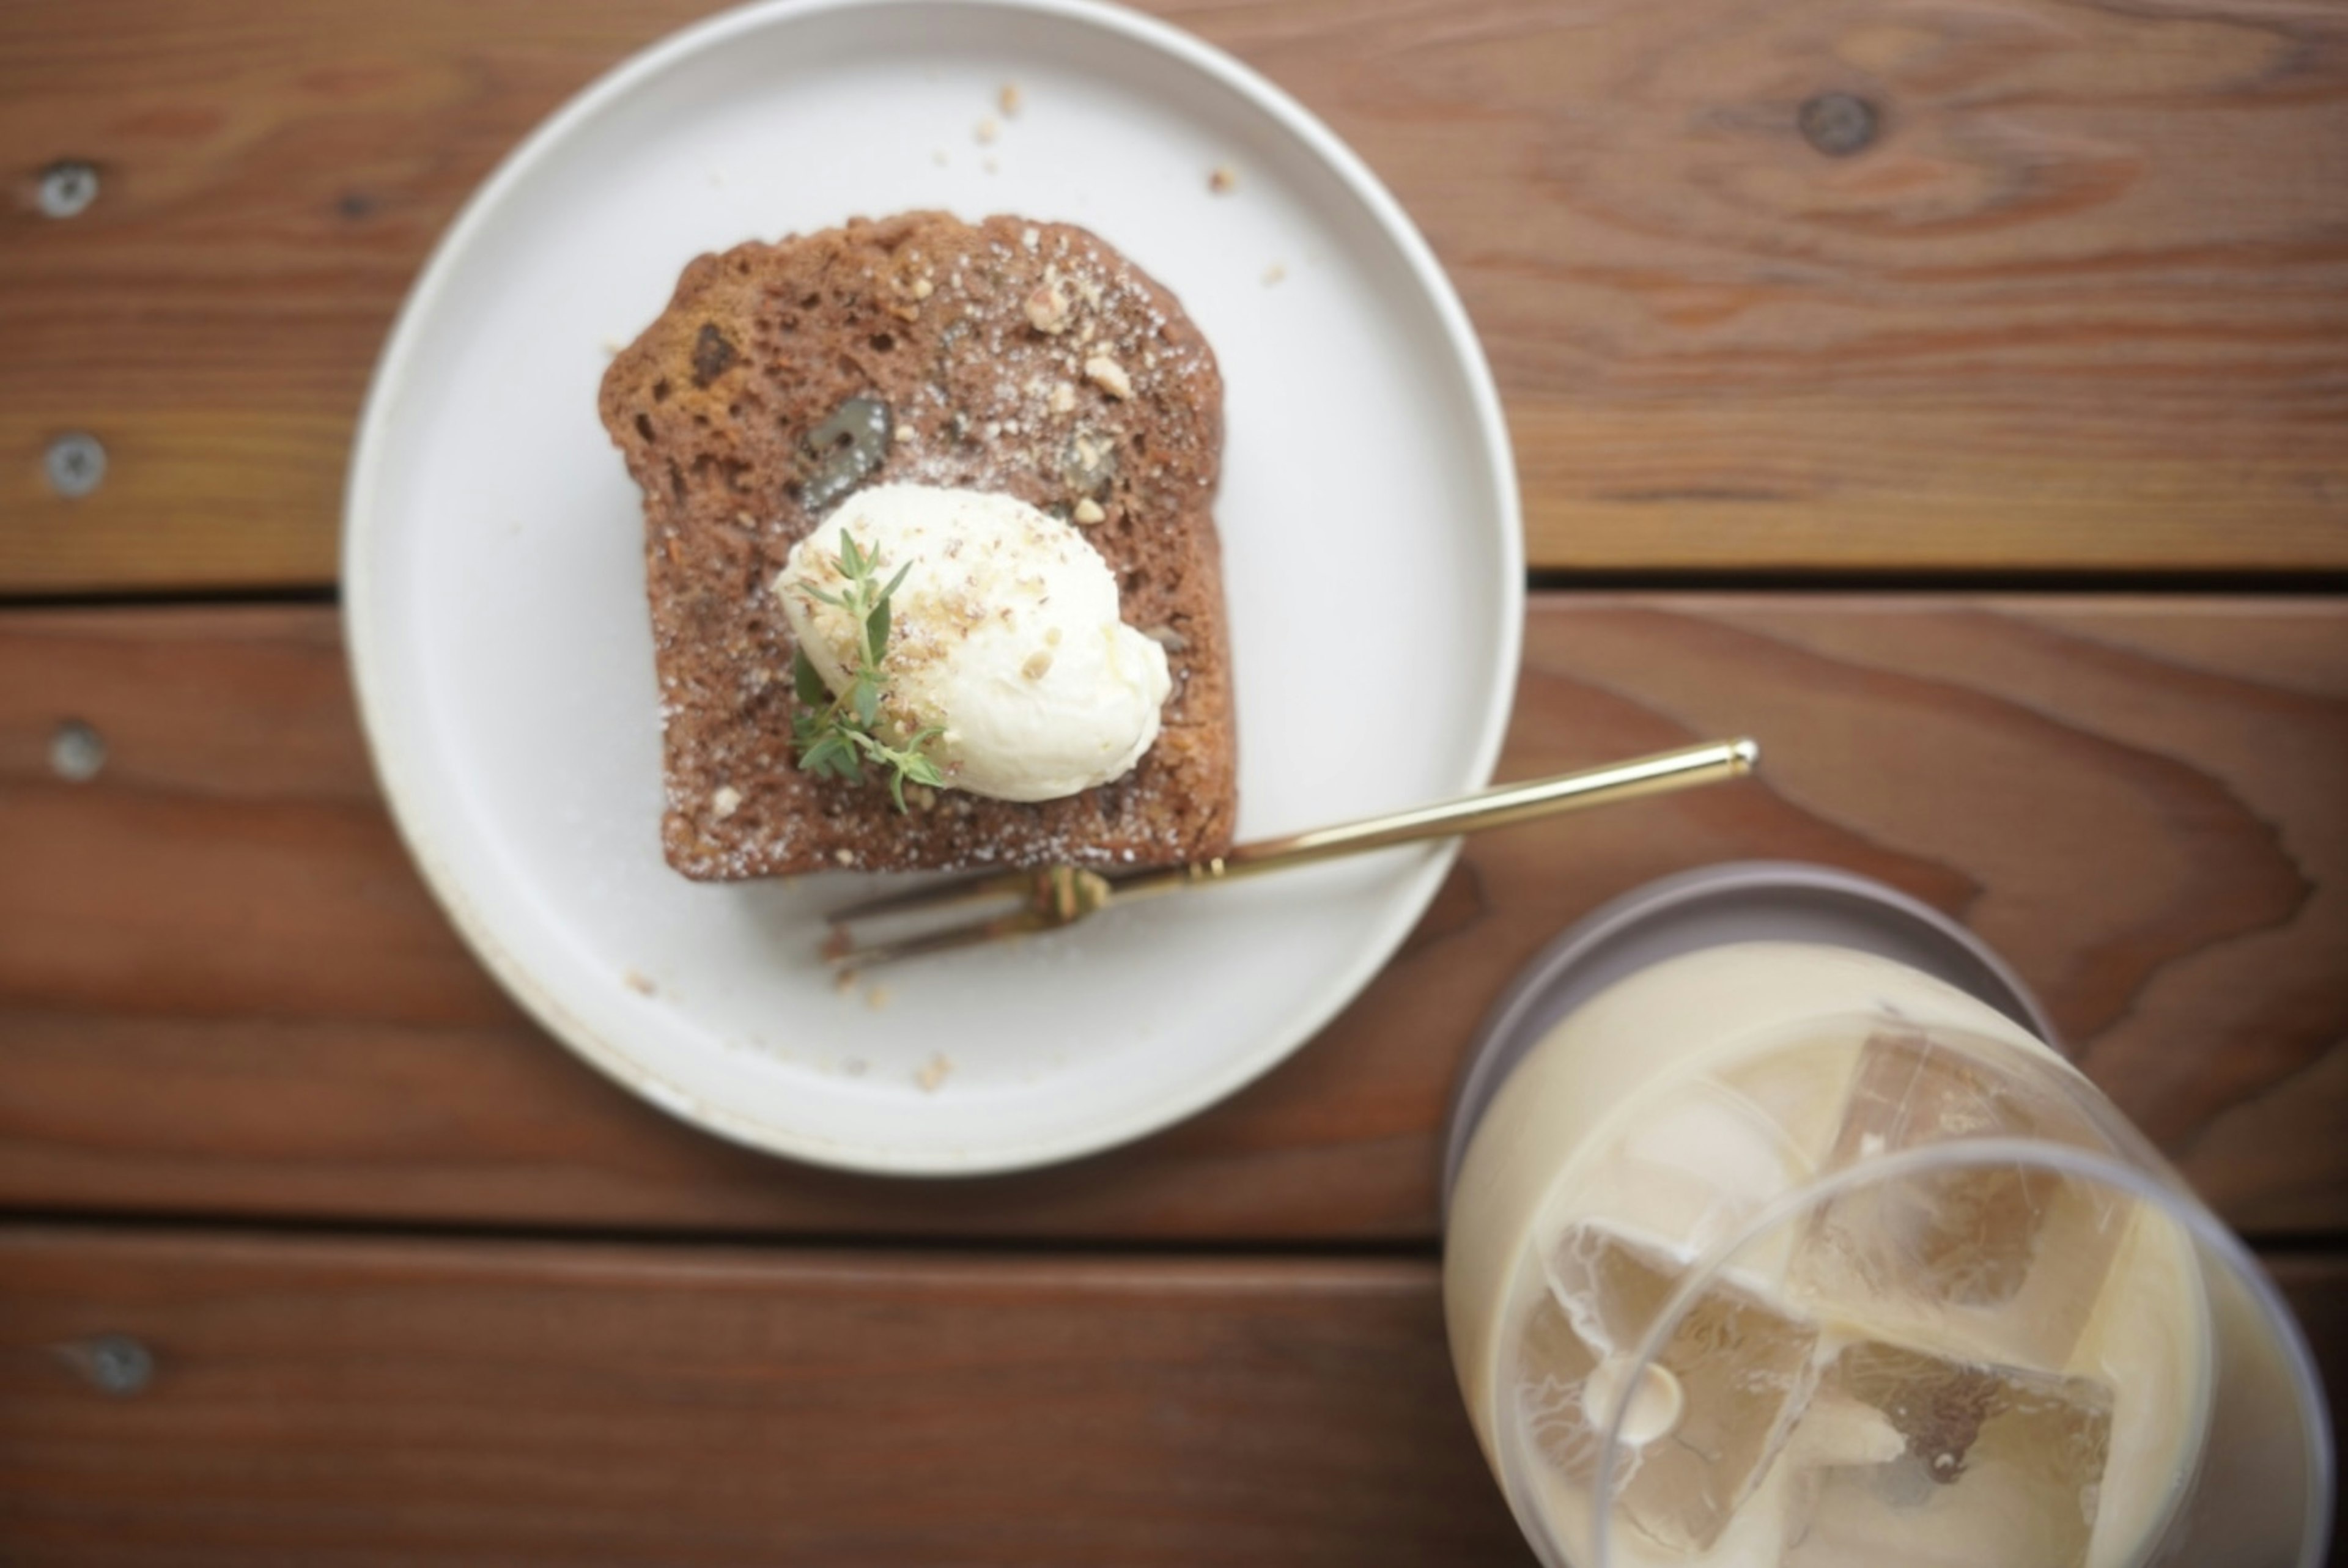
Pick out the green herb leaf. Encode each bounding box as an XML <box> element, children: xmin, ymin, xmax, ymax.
<box><xmin>792</xmin><ymin>647</ymin><xmax>830</xmax><ymax>707</ymax></box>
<box><xmin>785</xmin><ymin>531</ymin><xmax>944</xmax><ymax>813</ymax></box>
<box><xmin>800</xmin><ymin>733</ymin><xmax>845</xmax><ymax>774</ymax></box>
<box><xmin>813</xmin><ymin>737</ymin><xmax>864</xmax><ymax>783</ymax></box>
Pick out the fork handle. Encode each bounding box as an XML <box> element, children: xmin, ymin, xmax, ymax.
<box><xmin>1112</xmin><ymin>738</ymin><xmax>1758</xmax><ymax>900</ymax></box>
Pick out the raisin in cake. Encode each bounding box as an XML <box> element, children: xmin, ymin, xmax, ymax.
<box><xmin>599</xmin><ymin>212</ymin><xmax>1236</xmax><ymax>877</ymax></box>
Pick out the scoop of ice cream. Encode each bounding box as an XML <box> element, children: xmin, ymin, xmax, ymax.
<box><xmin>774</xmin><ymin>484</ymin><xmax>1172</xmax><ymax>803</ymax></box>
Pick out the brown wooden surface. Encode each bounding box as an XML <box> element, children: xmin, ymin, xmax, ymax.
<box><xmin>4</xmin><ymin>594</ymin><xmax>2341</xmax><ymax>1242</ymax></box>
<box><xmin>0</xmin><ymin>1228</ymin><xmax>1525</xmax><ymax>1566</ymax></box>
<box><xmin>5</xmin><ymin>0</ymin><xmax>2343</xmax><ymax>1555</ymax></box>
<box><xmin>6</xmin><ymin>0</ymin><xmax>2347</xmax><ymax>591</ymax></box>
<box><xmin>2273</xmin><ymin>1250</ymin><xmax>2348</xmax><ymax>1561</ymax></box>
<box><xmin>1</xmin><ymin>1226</ymin><xmax>2340</xmax><ymax>1567</ymax></box>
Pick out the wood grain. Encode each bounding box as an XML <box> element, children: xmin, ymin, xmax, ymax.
<box><xmin>0</xmin><ymin>1227</ymin><xmax>2340</xmax><ymax>1566</ymax></box>
<box><xmin>2270</xmin><ymin>1250</ymin><xmax>2348</xmax><ymax>1563</ymax></box>
<box><xmin>1</xmin><ymin>595</ymin><xmax>2340</xmax><ymax>1241</ymax></box>
<box><xmin>4</xmin><ymin>0</ymin><xmax>2345</xmax><ymax>590</ymax></box>
<box><xmin>0</xmin><ymin>1227</ymin><xmax>1527</xmax><ymax>1566</ymax></box>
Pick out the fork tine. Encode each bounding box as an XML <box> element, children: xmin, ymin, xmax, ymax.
<box><xmin>822</xmin><ymin>866</ymin><xmax>1039</xmax><ymax>926</ymax></box>
<box><xmin>825</xmin><ymin>907</ymin><xmax>1057</xmax><ymax>971</ymax></box>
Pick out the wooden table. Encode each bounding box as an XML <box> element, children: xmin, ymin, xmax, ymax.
<box><xmin>4</xmin><ymin>1</ymin><xmax>2344</xmax><ymax>1561</ymax></box>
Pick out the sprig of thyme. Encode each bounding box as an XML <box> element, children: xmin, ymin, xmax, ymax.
<box><xmin>789</xmin><ymin>531</ymin><xmax>947</xmax><ymax>811</ymax></box>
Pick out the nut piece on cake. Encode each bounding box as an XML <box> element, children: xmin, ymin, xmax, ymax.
<box><xmin>598</xmin><ymin>212</ymin><xmax>1236</xmax><ymax>880</ymax></box>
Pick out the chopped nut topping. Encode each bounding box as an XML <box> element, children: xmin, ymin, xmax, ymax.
<box><xmin>974</xmin><ymin>117</ymin><xmax>999</xmax><ymax>144</ymax></box>
<box><xmin>710</xmin><ymin>784</ymin><xmax>743</xmax><ymax>820</ymax></box>
<box><xmin>1084</xmin><ymin>355</ymin><xmax>1133</xmax><ymax>400</ymax></box>
<box><xmin>833</xmin><ymin>847</ymin><xmax>855</xmax><ymax>866</ymax></box>
<box><xmin>622</xmin><ymin>968</ymin><xmax>658</xmax><ymax>996</ymax></box>
<box><xmin>1049</xmin><ymin>381</ymin><xmax>1077</xmax><ymax>414</ymax></box>
<box><xmin>1020</xmin><ymin>226</ymin><xmax>1040</xmax><ymax>251</ymax></box>
<box><xmin>912</xmin><ymin>276</ymin><xmax>934</xmax><ymax>300</ymax></box>
<box><xmin>906</xmin><ymin>783</ymin><xmax>938</xmax><ymax>811</ymax></box>
<box><xmin>1022</xmin><ymin>649</ymin><xmax>1054</xmax><ymax>680</ymax></box>
<box><xmin>999</xmin><ymin>83</ymin><xmax>1022</xmax><ymax>117</ymax></box>
<box><xmin>1142</xmin><ymin>624</ymin><xmax>1189</xmax><ymax>652</ymax></box>
<box><xmin>1208</xmin><ymin>164</ymin><xmax>1239</xmax><ymax>194</ymax></box>
<box><xmin>915</xmin><ymin>1053</ymin><xmax>953</xmax><ymax>1092</ymax></box>
<box><xmin>1024</xmin><ymin>278</ymin><xmax>1071</xmax><ymax>334</ymax></box>
<box><xmin>1073</xmin><ymin>497</ymin><xmax>1106</xmax><ymax>525</ymax></box>
<box><xmin>893</xmin><ymin>424</ymin><xmax>915</xmax><ymax>444</ymax></box>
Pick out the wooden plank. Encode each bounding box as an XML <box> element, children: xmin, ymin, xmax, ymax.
<box><xmin>4</xmin><ymin>0</ymin><xmax>2345</xmax><ymax>590</ymax></box>
<box><xmin>1</xmin><ymin>1228</ymin><xmax>2340</xmax><ymax>1566</ymax></box>
<box><xmin>1</xmin><ymin>596</ymin><xmax>2340</xmax><ymax>1241</ymax></box>
<box><xmin>0</xmin><ymin>1228</ymin><xmax>1527</xmax><ymax>1566</ymax></box>
<box><xmin>2269</xmin><ymin>1250</ymin><xmax>2348</xmax><ymax>1568</ymax></box>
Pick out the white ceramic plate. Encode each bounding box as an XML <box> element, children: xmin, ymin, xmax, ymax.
<box><xmin>345</xmin><ymin>0</ymin><xmax>1521</xmax><ymax>1174</ymax></box>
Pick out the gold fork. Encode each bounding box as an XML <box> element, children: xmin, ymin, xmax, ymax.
<box><xmin>821</xmin><ymin>737</ymin><xmax>1759</xmax><ymax>970</ymax></box>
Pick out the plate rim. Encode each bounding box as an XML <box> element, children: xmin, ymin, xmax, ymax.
<box><xmin>342</xmin><ymin>0</ymin><xmax>1526</xmax><ymax>1176</ymax></box>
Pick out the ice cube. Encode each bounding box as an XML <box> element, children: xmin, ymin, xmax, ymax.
<box><xmin>1784</xmin><ymin>1339</ymin><xmax>2115</xmax><ymax>1567</ymax></box>
<box><xmin>1519</xmin><ymin>1223</ymin><xmax>1821</xmax><ymax>1555</ymax></box>
<box><xmin>1789</xmin><ymin>1029</ymin><xmax>2132</xmax><ymax>1366</ymax></box>
<box><xmin>1515</xmin><ymin>1289</ymin><xmax>1603</xmax><ymax>1482</ymax></box>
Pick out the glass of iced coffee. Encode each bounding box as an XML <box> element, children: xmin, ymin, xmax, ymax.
<box><xmin>1444</xmin><ymin>864</ymin><xmax>2332</xmax><ymax>1568</ymax></box>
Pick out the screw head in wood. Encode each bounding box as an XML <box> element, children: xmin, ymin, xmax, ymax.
<box><xmin>1798</xmin><ymin>93</ymin><xmax>1879</xmax><ymax>157</ymax></box>
<box><xmin>51</xmin><ymin>719</ymin><xmax>107</xmax><ymax>781</ymax></box>
<box><xmin>45</xmin><ymin>431</ymin><xmax>106</xmax><ymax>497</ymax></box>
<box><xmin>68</xmin><ymin>1334</ymin><xmax>153</xmax><ymax>1396</ymax></box>
<box><xmin>38</xmin><ymin>160</ymin><xmax>99</xmax><ymax>218</ymax></box>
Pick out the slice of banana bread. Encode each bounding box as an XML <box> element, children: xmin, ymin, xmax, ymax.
<box><xmin>599</xmin><ymin>212</ymin><xmax>1236</xmax><ymax>878</ymax></box>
